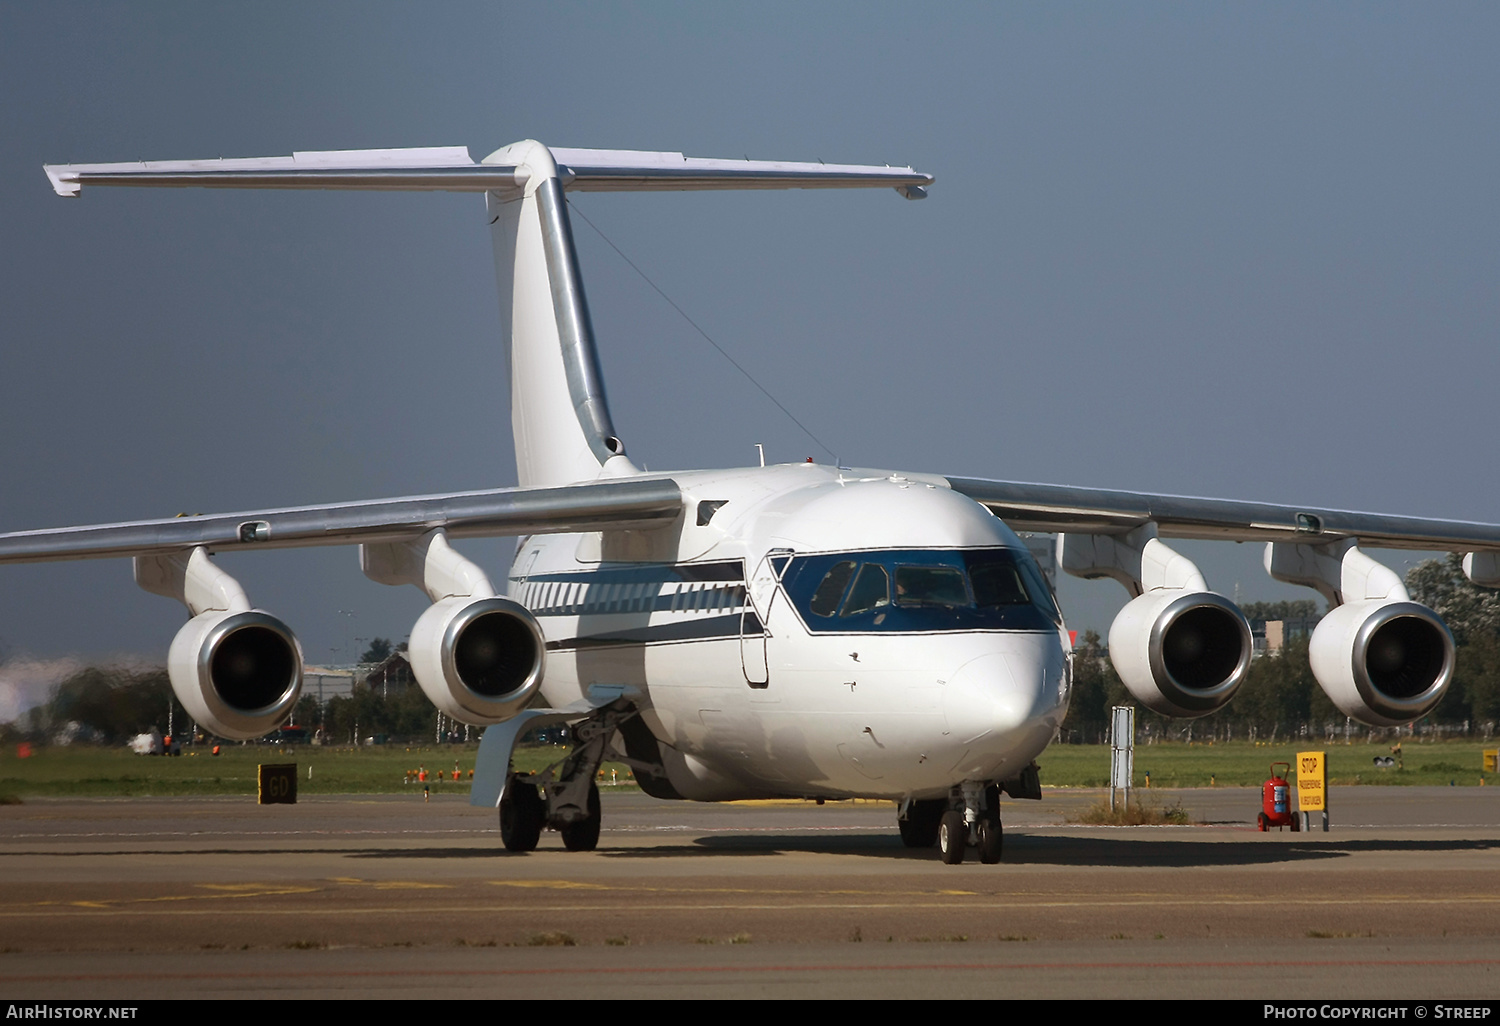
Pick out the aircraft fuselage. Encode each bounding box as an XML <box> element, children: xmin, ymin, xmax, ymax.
<box><xmin>510</xmin><ymin>462</ymin><xmax>1072</xmax><ymax>801</ymax></box>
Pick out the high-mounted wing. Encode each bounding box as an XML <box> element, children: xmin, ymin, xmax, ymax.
<box><xmin>0</xmin><ymin>478</ymin><xmax>682</xmax><ymax>564</ymax></box>
<box><xmin>947</xmin><ymin>474</ymin><xmax>1500</xmax><ymax>728</ymax></box>
<box><xmin>946</xmin><ymin>476</ymin><xmax>1500</xmax><ymax>552</ymax></box>
<box><xmin>0</xmin><ymin>477</ymin><xmax>682</xmax><ymax>742</ymax></box>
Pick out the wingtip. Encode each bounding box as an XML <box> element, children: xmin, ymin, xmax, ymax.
<box><xmin>43</xmin><ymin>165</ymin><xmax>81</xmax><ymax>197</ymax></box>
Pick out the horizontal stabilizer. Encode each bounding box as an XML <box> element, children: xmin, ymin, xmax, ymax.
<box><xmin>45</xmin><ymin>146</ymin><xmax>492</xmax><ymax>196</ymax></box>
<box><xmin>46</xmin><ymin>143</ymin><xmax>932</xmax><ymax>198</ymax></box>
<box><xmin>550</xmin><ymin>147</ymin><xmax>932</xmax><ymax>197</ymax></box>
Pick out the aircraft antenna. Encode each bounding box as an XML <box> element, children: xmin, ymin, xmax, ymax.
<box><xmin>566</xmin><ymin>198</ymin><xmax>838</xmax><ymax>462</ymax></box>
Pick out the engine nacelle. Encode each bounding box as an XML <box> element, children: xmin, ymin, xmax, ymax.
<box><xmin>167</xmin><ymin>609</ymin><xmax>303</xmax><ymax>740</ymax></box>
<box><xmin>1108</xmin><ymin>590</ymin><xmax>1253</xmax><ymax>718</ymax></box>
<box><xmin>408</xmin><ymin>595</ymin><xmax>546</xmax><ymax>723</ymax></box>
<box><xmin>1309</xmin><ymin>600</ymin><xmax>1454</xmax><ymax>727</ymax></box>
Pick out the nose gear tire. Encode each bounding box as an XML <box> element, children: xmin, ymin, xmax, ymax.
<box><xmin>976</xmin><ymin>817</ymin><xmax>1002</xmax><ymax>864</ymax></box>
<box><xmin>938</xmin><ymin>810</ymin><xmax>967</xmax><ymax>865</ymax></box>
<box><xmin>898</xmin><ymin>798</ymin><xmax>945</xmax><ymax>848</ymax></box>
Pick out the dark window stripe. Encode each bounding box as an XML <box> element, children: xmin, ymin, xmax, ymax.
<box><xmin>513</xmin><ymin>559</ymin><xmax>744</xmax><ymax>587</ymax></box>
<box><xmin>545</xmin><ymin>613</ymin><xmax>745</xmax><ymax>650</ymax></box>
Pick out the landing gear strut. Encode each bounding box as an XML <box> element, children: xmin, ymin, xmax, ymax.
<box><xmin>497</xmin><ymin>699</ymin><xmax>643</xmax><ymax>854</ymax></box>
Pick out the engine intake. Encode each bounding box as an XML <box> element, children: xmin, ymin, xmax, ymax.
<box><xmin>1309</xmin><ymin>600</ymin><xmax>1454</xmax><ymax>727</ymax></box>
<box><xmin>167</xmin><ymin>609</ymin><xmax>303</xmax><ymax>739</ymax></box>
<box><xmin>1108</xmin><ymin>591</ymin><xmax>1253</xmax><ymax>718</ymax></box>
<box><xmin>408</xmin><ymin>596</ymin><xmax>546</xmax><ymax>723</ymax></box>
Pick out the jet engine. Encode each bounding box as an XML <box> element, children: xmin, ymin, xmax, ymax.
<box><xmin>1308</xmin><ymin>600</ymin><xmax>1454</xmax><ymax>727</ymax></box>
<box><xmin>167</xmin><ymin>609</ymin><xmax>303</xmax><ymax>740</ymax></box>
<box><xmin>1107</xmin><ymin>590</ymin><xmax>1253</xmax><ymax>719</ymax></box>
<box><xmin>407</xmin><ymin>595</ymin><xmax>546</xmax><ymax>723</ymax></box>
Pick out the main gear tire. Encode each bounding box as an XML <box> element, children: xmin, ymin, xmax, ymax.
<box><xmin>499</xmin><ymin>776</ymin><xmax>544</xmax><ymax>852</ymax></box>
<box><xmin>559</xmin><ymin>780</ymin><xmax>602</xmax><ymax>852</ymax></box>
<box><xmin>976</xmin><ymin>816</ymin><xmax>1003</xmax><ymax>864</ymax></box>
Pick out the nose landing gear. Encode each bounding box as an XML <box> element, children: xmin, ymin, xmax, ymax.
<box><xmin>898</xmin><ymin>797</ymin><xmax>945</xmax><ymax>848</ymax></box>
<box><xmin>938</xmin><ymin>810</ymin><xmax>967</xmax><ymax>864</ymax></box>
<box><xmin>908</xmin><ymin>783</ymin><xmax>1004</xmax><ymax>864</ymax></box>
<box><xmin>975</xmin><ymin>812</ymin><xmax>1003</xmax><ymax>864</ymax></box>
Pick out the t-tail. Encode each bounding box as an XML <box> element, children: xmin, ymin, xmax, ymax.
<box><xmin>45</xmin><ymin>142</ymin><xmax>933</xmax><ymax>487</ymax></box>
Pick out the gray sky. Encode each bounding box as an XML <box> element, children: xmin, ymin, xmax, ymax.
<box><xmin>2</xmin><ymin>3</ymin><xmax>1497</xmax><ymax>704</ymax></box>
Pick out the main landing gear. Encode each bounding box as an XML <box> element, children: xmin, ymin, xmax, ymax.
<box><xmin>901</xmin><ymin>783</ymin><xmax>1004</xmax><ymax>865</ymax></box>
<box><xmin>498</xmin><ymin>701</ymin><xmax>640</xmax><ymax>854</ymax></box>
<box><xmin>898</xmin><ymin>798</ymin><xmax>944</xmax><ymax>848</ymax></box>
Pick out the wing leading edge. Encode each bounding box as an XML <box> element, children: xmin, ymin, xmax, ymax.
<box><xmin>0</xmin><ymin>478</ymin><xmax>682</xmax><ymax>565</ymax></box>
<box><xmin>946</xmin><ymin>476</ymin><xmax>1500</xmax><ymax>553</ymax></box>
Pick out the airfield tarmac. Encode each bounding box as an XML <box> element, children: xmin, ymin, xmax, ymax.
<box><xmin>2</xmin><ymin>787</ymin><xmax>1499</xmax><ymax>1000</ymax></box>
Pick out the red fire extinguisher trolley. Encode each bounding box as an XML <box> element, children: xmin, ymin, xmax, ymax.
<box><xmin>1258</xmin><ymin>762</ymin><xmax>1301</xmax><ymax>831</ymax></box>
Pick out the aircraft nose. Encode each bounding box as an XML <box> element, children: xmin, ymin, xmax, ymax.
<box><xmin>943</xmin><ymin>649</ymin><xmax>1064</xmax><ymax>740</ymax></box>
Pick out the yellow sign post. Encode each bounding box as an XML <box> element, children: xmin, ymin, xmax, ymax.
<box><xmin>1296</xmin><ymin>750</ymin><xmax>1327</xmax><ymax>832</ymax></box>
<box><xmin>258</xmin><ymin>763</ymin><xmax>298</xmax><ymax>805</ymax></box>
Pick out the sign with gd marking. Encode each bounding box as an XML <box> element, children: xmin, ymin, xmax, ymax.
<box><xmin>258</xmin><ymin>763</ymin><xmax>297</xmax><ymax>804</ymax></box>
<box><xmin>1296</xmin><ymin>751</ymin><xmax>1325</xmax><ymax>812</ymax></box>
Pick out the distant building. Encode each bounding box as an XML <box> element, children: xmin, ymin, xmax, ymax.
<box><xmin>363</xmin><ymin>650</ymin><xmax>416</xmax><ymax>698</ymax></box>
<box><xmin>1018</xmin><ymin>533</ymin><xmax>1059</xmax><ymax>591</ymax></box>
<box><xmin>1250</xmin><ymin>615</ymin><xmax>1320</xmax><ymax>657</ymax></box>
<box><xmin>302</xmin><ymin>666</ymin><xmax>357</xmax><ymax>705</ymax></box>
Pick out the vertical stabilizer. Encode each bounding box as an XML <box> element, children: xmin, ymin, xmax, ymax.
<box><xmin>484</xmin><ymin>142</ymin><xmax>633</xmax><ymax>488</ymax></box>
<box><xmin>40</xmin><ymin>141</ymin><xmax>933</xmax><ymax>489</ymax></box>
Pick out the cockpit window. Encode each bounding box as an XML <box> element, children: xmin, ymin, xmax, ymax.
<box><xmin>968</xmin><ymin>557</ymin><xmax>1030</xmax><ymax>607</ymax></box>
<box><xmin>809</xmin><ymin>560</ymin><xmax>856</xmax><ymax>617</ymax></box>
<box><xmin>842</xmin><ymin>563</ymin><xmax>891</xmax><ymax>616</ymax></box>
<box><xmin>782</xmin><ymin>547</ymin><xmax>1061</xmax><ymax>634</ymax></box>
<box><xmin>894</xmin><ymin>565</ymin><xmax>968</xmax><ymax>608</ymax></box>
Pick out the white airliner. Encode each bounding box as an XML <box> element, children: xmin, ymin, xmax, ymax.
<box><xmin>9</xmin><ymin>141</ymin><xmax>1500</xmax><ymax>864</ymax></box>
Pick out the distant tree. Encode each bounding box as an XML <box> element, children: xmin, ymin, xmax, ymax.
<box><xmin>1225</xmin><ymin>637</ymin><xmax>1317</xmax><ymax>739</ymax></box>
<box><xmin>1405</xmin><ymin>554</ymin><xmax>1500</xmax><ymax>646</ymax></box>
<box><xmin>1455</xmin><ymin>632</ymin><xmax>1500</xmax><ymax>725</ymax></box>
<box><xmin>1401</xmin><ymin>555</ymin><xmax>1500</xmax><ymax>725</ymax></box>
<box><xmin>324</xmin><ymin>675</ymin><xmax>435</xmax><ymax>744</ymax></box>
<box><xmin>360</xmin><ymin>637</ymin><xmax>393</xmax><ymax>664</ymax></box>
<box><xmin>1063</xmin><ymin>630</ymin><xmax>1111</xmax><ymax>742</ymax></box>
<box><xmin>38</xmin><ymin>665</ymin><xmax>179</xmax><ymax>743</ymax></box>
<box><xmin>1062</xmin><ymin>630</ymin><xmax>1141</xmax><ymax>741</ymax></box>
<box><xmin>1241</xmin><ymin>600</ymin><xmax>1321</xmax><ymax>623</ymax></box>
<box><xmin>293</xmin><ymin>693</ymin><xmax>321</xmax><ymax>729</ymax></box>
